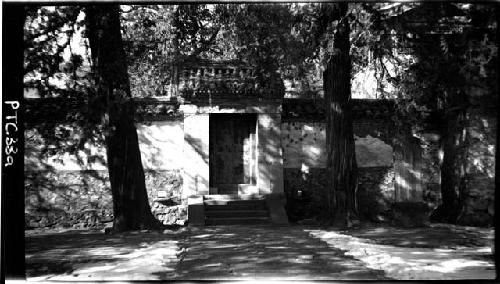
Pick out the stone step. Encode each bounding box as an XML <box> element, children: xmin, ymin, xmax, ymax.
<box><xmin>203</xmin><ymin>195</ymin><xmax>270</xmax><ymax>225</ymax></box>
<box><xmin>204</xmin><ymin>203</ymin><xmax>267</xmax><ymax>210</ymax></box>
<box><xmin>203</xmin><ymin>198</ymin><xmax>265</xmax><ymax>205</ymax></box>
<box><xmin>205</xmin><ymin>216</ymin><xmax>271</xmax><ymax>225</ymax></box>
<box><xmin>205</xmin><ymin>209</ymin><xmax>269</xmax><ymax>218</ymax></box>
<box><xmin>205</xmin><ymin>203</ymin><xmax>267</xmax><ymax>211</ymax></box>
<box><xmin>204</xmin><ymin>194</ymin><xmax>264</xmax><ymax>201</ymax></box>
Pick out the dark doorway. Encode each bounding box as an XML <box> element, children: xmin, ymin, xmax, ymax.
<box><xmin>209</xmin><ymin>114</ymin><xmax>257</xmax><ymax>195</ymax></box>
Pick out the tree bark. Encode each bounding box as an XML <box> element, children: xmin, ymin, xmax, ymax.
<box><xmin>430</xmin><ymin>109</ymin><xmax>467</xmax><ymax>223</ymax></box>
<box><xmin>324</xmin><ymin>3</ymin><xmax>359</xmax><ymax>227</ymax></box>
<box><xmin>86</xmin><ymin>5</ymin><xmax>162</xmax><ymax>231</ymax></box>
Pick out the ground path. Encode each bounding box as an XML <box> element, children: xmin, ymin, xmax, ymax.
<box><xmin>25</xmin><ymin>229</ymin><xmax>180</xmax><ymax>281</ymax></box>
<box><xmin>162</xmin><ymin>225</ymin><xmax>387</xmax><ymax>280</ymax></box>
<box><xmin>25</xmin><ymin>224</ymin><xmax>494</xmax><ymax>281</ymax></box>
<box><xmin>308</xmin><ymin>223</ymin><xmax>495</xmax><ymax>280</ymax></box>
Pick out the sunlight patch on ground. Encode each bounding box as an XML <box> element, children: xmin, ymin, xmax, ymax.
<box><xmin>428</xmin><ymin>259</ymin><xmax>491</xmax><ymax>273</ymax></box>
<box><xmin>28</xmin><ymin>235</ymin><xmax>180</xmax><ymax>281</ymax></box>
<box><xmin>306</xmin><ymin>229</ymin><xmax>495</xmax><ymax>280</ymax></box>
<box><xmin>76</xmin><ymin>264</ymin><xmax>119</xmax><ymax>273</ymax></box>
<box><xmin>192</xmin><ymin>234</ymin><xmax>213</xmax><ymax>239</ymax></box>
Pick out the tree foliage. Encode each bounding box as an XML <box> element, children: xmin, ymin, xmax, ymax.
<box><xmin>358</xmin><ymin>3</ymin><xmax>497</xmax><ymax>223</ymax></box>
<box><xmin>24</xmin><ymin>6</ymin><xmax>90</xmax><ymax>97</ymax></box>
<box><xmin>24</xmin><ymin>6</ymin><xmax>107</xmax><ymax>177</ymax></box>
<box><xmin>121</xmin><ymin>4</ymin><xmax>348</xmax><ymax>98</ymax></box>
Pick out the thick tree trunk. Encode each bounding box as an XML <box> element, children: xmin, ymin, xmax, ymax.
<box><xmin>86</xmin><ymin>5</ymin><xmax>161</xmax><ymax>231</ymax></box>
<box><xmin>324</xmin><ymin>3</ymin><xmax>359</xmax><ymax>227</ymax></box>
<box><xmin>430</xmin><ymin>109</ymin><xmax>467</xmax><ymax>223</ymax></box>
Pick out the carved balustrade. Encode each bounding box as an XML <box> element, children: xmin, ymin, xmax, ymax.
<box><xmin>172</xmin><ymin>61</ymin><xmax>282</xmax><ymax>101</ymax></box>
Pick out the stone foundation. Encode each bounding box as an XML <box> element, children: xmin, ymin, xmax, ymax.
<box><xmin>357</xmin><ymin>167</ymin><xmax>395</xmax><ymax>222</ymax></box>
<box><xmin>284</xmin><ymin>167</ymin><xmax>395</xmax><ymax>222</ymax></box>
<box><xmin>25</xmin><ymin>170</ymin><xmax>187</xmax><ymax>229</ymax></box>
<box><xmin>283</xmin><ymin>168</ymin><xmax>328</xmax><ymax>221</ymax></box>
<box><xmin>145</xmin><ymin>170</ymin><xmax>183</xmax><ymax>206</ymax></box>
<box><xmin>25</xmin><ymin>170</ymin><xmax>113</xmax><ymax>229</ymax></box>
<box><xmin>145</xmin><ymin>170</ymin><xmax>187</xmax><ymax>226</ymax></box>
<box><xmin>151</xmin><ymin>203</ymin><xmax>188</xmax><ymax>226</ymax></box>
<box><xmin>389</xmin><ymin>202</ymin><xmax>433</xmax><ymax>227</ymax></box>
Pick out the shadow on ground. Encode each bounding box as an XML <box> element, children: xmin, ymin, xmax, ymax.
<box><xmin>158</xmin><ymin>225</ymin><xmax>388</xmax><ymax>280</ymax></box>
<box><xmin>25</xmin><ymin>229</ymin><xmax>181</xmax><ymax>279</ymax></box>
<box><xmin>27</xmin><ymin>224</ymin><xmax>492</xmax><ymax>280</ymax></box>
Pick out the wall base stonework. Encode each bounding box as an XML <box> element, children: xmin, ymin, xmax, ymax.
<box><xmin>145</xmin><ymin>169</ymin><xmax>183</xmax><ymax>205</ymax></box>
<box><xmin>283</xmin><ymin>167</ymin><xmax>395</xmax><ymax>222</ymax></box>
<box><xmin>25</xmin><ymin>170</ymin><xmax>113</xmax><ymax>229</ymax></box>
<box><xmin>145</xmin><ymin>169</ymin><xmax>187</xmax><ymax>225</ymax></box>
<box><xmin>25</xmin><ymin>169</ymin><xmax>186</xmax><ymax>229</ymax></box>
<box><xmin>151</xmin><ymin>203</ymin><xmax>188</xmax><ymax>226</ymax></box>
<box><xmin>284</xmin><ymin>168</ymin><xmax>328</xmax><ymax>222</ymax></box>
<box><xmin>390</xmin><ymin>202</ymin><xmax>433</xmax><ymax>227</ymax></box>
<box><xmin>357</xmin><ymin>167</ymin><xmax>395</xmax><ymax>222</ymax></box>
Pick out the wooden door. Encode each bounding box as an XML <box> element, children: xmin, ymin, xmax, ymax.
<box><xmin>209</xmin><ymin>114</ymin><xmax>257</xmax><ymax>194</ymax></box>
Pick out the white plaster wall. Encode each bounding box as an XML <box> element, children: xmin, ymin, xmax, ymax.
<box><xmin>282</xmin><ymin>122</ymin><xmax>326</xmax><ymax>168</ymax></box>
<box><xmin>26</xmin><ymin>122</ymin><xmax>186</xmax><ymax>172</ymax></box>
<box><xmin>182</xmin><ymin>114</ymin><xmax>210</xmax><ymax>197</ymax></box>
<box><xmin>25</xmin><ymin>127</ymin><xmax>108</xmax><ymax>171</ymax></box>
<box><xmin>281</xmin><ymin>122</ymin><xmax>393</xmax><ymax>169</ymax></box>
<box><xmin>136</xmin><ymin>121</ymin><xmax>184</xmax><ymax>170</ymax></box>
<box><xmin>258</xmin><ymin>114</ymin><xmax>284</xmax><ymax>195</ymax></box>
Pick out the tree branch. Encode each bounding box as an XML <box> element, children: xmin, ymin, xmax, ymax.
<box><xmin>187</xmin><ymin>26</ymin><xmax>221</xmax><ymax>60</ymax></box>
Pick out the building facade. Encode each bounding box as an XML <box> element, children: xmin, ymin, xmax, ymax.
<box><xmin>24</xmin><ymin>60</ymin><xmax>495</xmax><ymax>228</ymax></box>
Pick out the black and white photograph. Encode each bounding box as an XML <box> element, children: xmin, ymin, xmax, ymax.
<box><xmin>2</xmin><ymin>1</ymin><xmax>498</xmax><ymax>281</ymax></box>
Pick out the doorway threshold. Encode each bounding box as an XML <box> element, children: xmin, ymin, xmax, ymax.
<box><xmin>204</xmin><ymin>194</ymin><xmax>265</xmax><ymax>201</ymax></box>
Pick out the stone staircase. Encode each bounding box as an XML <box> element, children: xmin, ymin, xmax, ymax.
<box><xmin>204</xmin><ymin>195</ymin><xmax>271</xmax><ymax>225</ymax></box>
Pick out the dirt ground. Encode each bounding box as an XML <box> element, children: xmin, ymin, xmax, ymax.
<box><xmin>307</xmin><ymin>223</ymin><xmax>495</xmax><ymax>280</ymax></box>
<box><xmin>25</xmin><ymin>223</ymin><xmax>495</xmax><ymax>281</ymax></box>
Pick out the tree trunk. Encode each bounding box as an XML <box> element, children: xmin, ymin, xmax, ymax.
<box><xmin>86</xmin><ymin>5</ymin><xmax>162</xmax><ymax>231</ymax></box>
<box><xmin>324</xmin><ymin>3</ymin><xmax>359</xmax><ymax>227</ymax></box>
<box><xmin>430</xmin><ymin>109</ymin><xmax>467</xmax><ymax>223</ymax></box>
